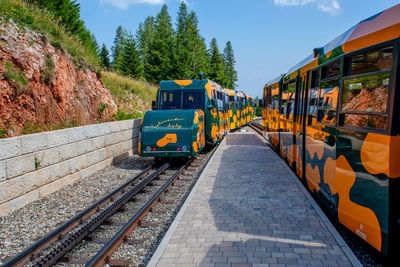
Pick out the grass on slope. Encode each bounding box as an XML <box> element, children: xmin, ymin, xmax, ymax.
<box><xmin>0</xmin><ymin>0</ymin><xmax>100</xmax><ymax>71</ymax></box>
<box><xmin>102</xmin><ymin>71</ymin><xmax>158</xmax><ymax>120</ymax></box>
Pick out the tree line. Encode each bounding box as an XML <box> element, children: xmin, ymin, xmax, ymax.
<box><xmin>25</xmin><ymin>1</ymin><xmax>238</xmax><ymax>89</ymax></box>
<box><xmin>100</xmin><ymin>3</ymin><xmax>238</xmax><ymax>89</ymax></box>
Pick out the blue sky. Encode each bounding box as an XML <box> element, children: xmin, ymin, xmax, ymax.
<box><xmin>78</xmin><ymin>0</ymin><xmax>399</xmax><ymax>98</ymax></box>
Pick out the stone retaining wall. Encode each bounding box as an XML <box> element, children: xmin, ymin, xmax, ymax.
<box><xmin>0</xmin><ymin>119</ymin><xmax>141</xmax><ymax>216</ymax></box>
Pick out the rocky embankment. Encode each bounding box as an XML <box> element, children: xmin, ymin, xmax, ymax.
<box><xmin>0</xmin><ymin>19</ymin><xmax>117</xmax><ymax>137</ymax></box>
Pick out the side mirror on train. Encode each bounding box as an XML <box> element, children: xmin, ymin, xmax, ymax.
<box><xmin>258</xmin><ymin>99</ymin><xmax>263</xmax><ymax>107</ymax></box>
<box><xmin>152</xmin><ymin>101</ymin><xmax>156</xmax><ymax>110</ymax></box>
<box><xmin>211</xmin><ymin>99</ymin><xmax>216</xmax><ymax>106</ymax></box>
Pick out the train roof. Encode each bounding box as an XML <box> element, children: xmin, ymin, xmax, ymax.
<box><xmin>159</xmin><ymin>79</ymin><xmax>221</xmax><ymax>90</ymax></box>
<box><xmin>265</xmin><ymin>75</ymin><xmax>284</xmax><ymax>87</ymax></box>
<box><xmin>284</xmin><ymin>3</ymin><xmax>400</xmax><ymax>77</ymax></box>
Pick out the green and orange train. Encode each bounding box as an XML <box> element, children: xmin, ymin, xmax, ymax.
<box><xmin>139</xmin><ymin>78</ymin><xmax>254</xmax><ymax>158</ymax></box>
<box><xmin>261</xmin><ymin>4</ymin><xmax>400</xmax><ymax>259</ymax></box>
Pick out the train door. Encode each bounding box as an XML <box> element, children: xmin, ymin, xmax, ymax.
<box><xmin>314</xmin><ymin>60</ymin><xmax>339</xmax><ymax>207</ymax></box>
<box><xmin>209</xmin><ymin>88</ymin><xmax>219</xmax><ymax>143</ymax></box>
<box><xmin>279</xmin><ymin>80</ymin><xmax>296</xmax><ymax>164</ymax></box>
<box><xmin>304</xmin><ymin>68</ymin><xmax>322</xmax><ymax>193</ymax></box>
<box><xmin>295</xmin><ymin>72</ymin><xmax>309</xmax><ymax>180</ymax></box>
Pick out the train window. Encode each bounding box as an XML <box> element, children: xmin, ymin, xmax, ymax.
<box><xmin>317</xmin><ymin>79</ymin><xmax>338</xmax><ymax>124</ymax></box>
<box><xmin>346</xmin><ymin>45</ymin><xmax>393</xmax><ymax>76</ymax></box>
<box><xmin>161</xmin><ymin>91</ymin><xmax>181</xmax><ymax>109</ymax></box>
<box><xmin>287</xmin><ymin>80</ymin><xmax>296</xmax><ymax>119</ymax></box>
<box><xmin>182</xmin><ymin>91</ymin><xmax>204</xmax><ymax>109</ymax></box>
<box><xmin>321</xmin><ymin>60</ymin><xmax>340</xmax><ymax>79</ymax></box>
<box><xmin>281</xmin><ymin>83</ymin><xmax>288</xmax><ymax>115</ymax></box>
<box><xmin>160</xmin><ymin>90</ymin><xmax>204</xmax><ymax>110</ymax></box>
<box><xmin>342</xmin><ymin>71</ymin><xmax>390</xmax><ymax>113</ymax></box>
<box><xmin>343</xmin><ymin>114</ymin><xmax>387</xmax><ymax>129</ymax></box>
<box><xmin>339</xmin><ymin>45</ymin><xmax>393</xmax><ymax>131</ymax></box>
<box><xmin>287</xmin><ymin>93</ymin><xmax>296</xmax><ymax>119</ymax></box>
<box><xmin>310</xmin><ymin>69</ymin><xmax>319</xmax><ymax>88</ymax></box>
<box><xmin>288</xmin><ymin>80</ymin><xmax>296</xmax><ymax>93</ymax></box>
<box><xmin>272</xmin><ymin>94</ymin><xmax>279</xmax><ymax>110</ymax></box>
<box><xmin>307</xmin><ymin>89</ymin><xmax>319</xmax><ymax>126</ymax></box>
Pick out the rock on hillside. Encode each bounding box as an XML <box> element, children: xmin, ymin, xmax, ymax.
<box><xmin>0</xmin><ymin>20</ymin><xmax>117</xmax><ymax>137</ymax></box>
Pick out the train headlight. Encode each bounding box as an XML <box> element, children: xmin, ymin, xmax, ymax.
<box><xmin>146</xmin><ymin>146</ymin><xmax>151</xmax><ymax>152</ymax></box>
<box><xmin>182</xmin><ymin>145</ymin><xmax>188</xmax><ymax>152</ymax></box>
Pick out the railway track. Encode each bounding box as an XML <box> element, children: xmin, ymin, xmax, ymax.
<box><xmin>3</xmin><ymin>148</ymin><xmax>216</xmax><ymax>267</ymax></box>
<box><xmin>248</xmin><ymin>121</ymin><xmax>264</xmax><ymax>137</ymax></box>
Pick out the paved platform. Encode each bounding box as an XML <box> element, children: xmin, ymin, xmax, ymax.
<box><xmin>149</xmin><ymin>130</ymin><xmax>361</xmax><ymax>267</ymax></box>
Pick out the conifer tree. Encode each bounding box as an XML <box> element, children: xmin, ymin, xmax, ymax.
<box><xmin>91</xmin><ymin>33</ymin><xmax>100</xmax><ymax>55</ymax></box>
<box><xmin>223</xmin><ymin>41</ymin><xmax>238</xmax><ymax>89</ymax></box>
<box><xmin>186</xmin><ymin>12</ymin><xmax>208</xmax><ymax>78</ymax></box>
<box><xmin>175</xmin><ymin>1</ymin><xmax>190</xmax><ymax>79</ymax></box>
<box><xmin>208</xmin><ymin>38</ymin><xmax>225</xmax><ymax>86</ymax></box>
<box><xmin>117</xmin><ymin>34</ymin><xmax>143</xmax><ymax>78</ymax></box>
<box><xmin>137</xmin><ymin>16</ymin><xmax>155</xmax><ymax>76</ymax></box>
<box><xmin>146</xmin><ymin>5</ymin><xmax>176</xmax><ymax>83</ymax></box>
<box><xmin>99</xmin><ymin>44</ymin><xmax>111</xmax><ymax>69</ymax></box>
<box><xmin>112</xmin><ymin>26</ymin><xmax>127</xmax><ymax>69</ymax></box>
<box><xmin>28</xmin><ymin>0</ymin><xmax>100</xmax><ymax>63</ymax></box>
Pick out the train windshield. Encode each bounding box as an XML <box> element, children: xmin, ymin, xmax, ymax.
<box><xmin>160</xmin><ymin>90</ymin><xmax>204</xmax><ymax>110</ymax></box>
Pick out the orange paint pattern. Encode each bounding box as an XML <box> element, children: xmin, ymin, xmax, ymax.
<box><xmin>174</xmin><ymin>80</ymin><xmax>193</xmax><ymax>86</ymax></box>
<box><xmin>326</xmin><ymin>156</ymin><xmax>382</xmax><ymax>251</ymax></box>
<box><xmin>361</xmin><ymin>133</ymin><xmax>400</xmax><ymax>178</ymax></box>
<box><xmin>306</xmin><ymin>163</ymin><xmax>320</xmax><ymax>192</ymax></box>
<box><xmin>156</xmin><ymin>133</ymin><xmax>177</xmax><ymax>147</ymax></box>
<box><xmin>306</xmin><ymin>136</ymin><xmax>324</xmax><ymax>161</ymax></box>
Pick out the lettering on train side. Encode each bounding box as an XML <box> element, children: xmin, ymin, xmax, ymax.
<box><xmin>151</xmin><ymin>118</ymin><xmax>185</xmax><ymax>128</ymax></box>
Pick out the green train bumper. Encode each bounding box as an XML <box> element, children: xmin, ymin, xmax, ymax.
<box><xmin>139</xmin><ymin>109</ymin><xmax>205</xmax><ymax>158</ymax></box>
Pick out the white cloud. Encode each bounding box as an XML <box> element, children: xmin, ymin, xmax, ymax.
<box><xmin>317</xmin><ymin>0</ymin><xmax>341</xmax><ymax>15</ymax></box>
<box><xmin>273</xmin><ymin>0</ymin><xmax>316</xmax><ymax>6</ymax></box>
<box><xmin>273</xmin><ymin>0</ymin><xmax>342</xmax><ymax>15</ymax></box>
<box><xmin>101</xmin><ymin>0</ymin><xmax>165</xmax><ymax>9</ymax></box>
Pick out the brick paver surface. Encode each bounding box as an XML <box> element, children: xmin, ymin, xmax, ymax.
<box><xmin>152</xmin><ymin>132</ymin><xmax>353</xmax><ymax>266</ymax></box>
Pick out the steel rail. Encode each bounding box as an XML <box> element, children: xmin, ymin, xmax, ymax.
<box><xmin>248</xmin><ymin>122</ymin><xmax>264</xmax><ymax>136</ymax></box>
<box><xmin>2</xmin><ymin>166</ymin><xmax>153</xmax><ymax>267</ymax></box>
<box><xmin>86</xmin><ymin>160</ymin><xmax>192</xmax><ymax>267</ymax></box>
<box><xmin>33</xmin><ymin>163</ymin><xmax>170</xmax><ymax>266</ymax></box>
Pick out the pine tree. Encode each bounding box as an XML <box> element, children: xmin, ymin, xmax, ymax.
<box><xmin>208</xmin><ymin>38</ymin><xmax>225</xmax><ymax>86</ymax></box>
<box><xmin>112</xmin><ymin>26</ymin><xmax>127</xmax><ymax>69</ymax></box>
<box><xmin>186</xmin><ymin>12</ymin><xmax>208</xmax><ymax>79</ymax></box>
<box><xmin>99</xmin><ymin>44</ymin><xmax>111</xmax><ymax>69</ymax></box>
<box><xmin>28</xmin><ymin>0</ymin><xmax>100</xmax><ymax>63</ymax></box>
<box><xmin>175</xmin><ymin>1</ymin><xmax>190</xmax><ymax>79</ymax></box>
<box><xmin>90</xmin><ymin>33</ymin><xmax>100</xmax><ymax>56</ymax></box>
<box><xmin>117</xmin><ymin>34</ymin><xmax>143</xmax><ymax>78</ymax></box>
<box><xmin>146</xmin><ymin>5</ymin><xmax>176</xmax><ymax>83</ymax></box>
<box><xmin>223</xmin><ymin>41</ymin><xmax>238</xmax><ymax>89</ymax></box>
<box><xmin>136</xmin><ymin>16</ymin><xmax>155</xmax><ymax>77</ymax></box>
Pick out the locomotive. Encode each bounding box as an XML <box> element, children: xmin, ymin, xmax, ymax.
<box><xmin>260</xmin><ymin>4</ymin><xmax>400</xmax><ymax>260</ymax></box>
<box><xmin>139</xmin><ymin>77</ymin><xmax>254</xmax><ymax>159</ymax></box>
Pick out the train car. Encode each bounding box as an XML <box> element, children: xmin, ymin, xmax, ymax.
<box><xmin>260</xmin><ymin>4</ymin><xmax>400</xmax><ymax>259</ymax></box>
<box><xmin>139</xmin><ymin>78</ymin><xmax>254</xmax><ymax>159</ymax></box>
<box><xmin>246</xmin><ymin>95</ymin><xmax>255</xmax><ymax>123</ymax></box>
<box><xmin>226</xmin><ymin>89</ymin><xmax>240</xmax><ymax>130</ymax></box>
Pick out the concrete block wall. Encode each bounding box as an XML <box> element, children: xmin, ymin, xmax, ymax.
<box><xmin>0</xmin><ymin>119</ymin><xmax>141</xmax><ymax>216</ymax></box>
